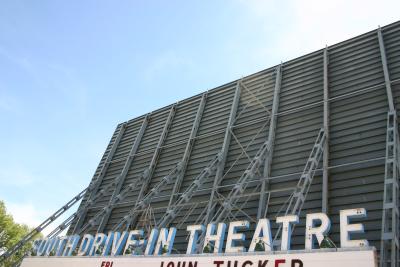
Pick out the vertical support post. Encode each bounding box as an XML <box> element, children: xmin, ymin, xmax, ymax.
<box><xmin>205</xmin><ymin>81</ymin><xmax>241</xmax><ymax>223</ymax></box>
<box><xmin>257</xmin><ymin>64</ymin><xmax>282</xmax><ymax>219</ymax></box>
<box><xmin>168</xmin><ymin>93</ymin><xmax>207</xmax><ymax>208</ymax></box>
<box><xmin>322</xmin><ymin>47</ymin><xmax>330</xmax><ymax>214</ymax></box>
<box><xmin>129</xmin><ymin>104</ymin><xmax>176</xmax><ymax>228</ymax></box>
<box><xmin>378</xmin><ymin>27</ymin><xmax>395</xmax><ymax>112</ymax></box>
<box><xmin>378</xmin><ymin>27</ymin><xmax>399</xmax><ymax>267</ymax></box>
<box><xmin>72</xmin><ymin>122</ymin><xmax>127</xmax><ymax>234</ymax></box>
<box><xmin>380</xmin><ymin>112</ymin><xmax>400</xmax><ymax>267</ymax></box>
<box><xmin>97</xmin><ymin>114</ymin><xmax>150</xmax><ymax>232</ymax></box>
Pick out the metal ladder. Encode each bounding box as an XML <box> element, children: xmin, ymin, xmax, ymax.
<box><xmin>380</xmin><ymin>111</ymin><xmax>400</xmax><ymax>267</ymax></box>
<box><xmin>270</xmin><ymin>128</ymin><xmax>325</xmax><ymax>244</ymax></box>
<box><xmin>282</xmin><ymin>128</ymin><xmax>325</xmax><ymax>216</ymax></box>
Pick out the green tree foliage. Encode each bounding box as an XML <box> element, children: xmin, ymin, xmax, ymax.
<box><xmin>0</xmin><ymin>200</ymin><xmax>41</xmax><ymax>267</ymax></box>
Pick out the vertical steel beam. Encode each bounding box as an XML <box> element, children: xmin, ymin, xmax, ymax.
<box><xmin>129</xmin><ymin>104</ymin><xmax>176</xmax><ymax>228</ymax></box>
<box><xmin>72</xmin><ymin>122</ymin><xmax>127</xmax><ymax>234</ymax></box>
<box><xmin>168</xmin><ymin>93</ymin><xmax>208</xmax><ymax>208</ymax></box>
<box><xmin>205</xmin><ymin>81</ymin><xmax>241</xmax><ymax>223</ymax></box>
<box><xmin>322</xmin><ymin>47</ymin><xmax>330</xmax><ymax>214</ymax></box>
<box><xmin>97</xmin><ymin>114</ymin><xmax>150</xmax><ymax>232</ymax></box>
<box><xmin>257</xmin><ymin>64</ymin><xmax>282</xmax><ymax>219</ymax></box>
<box><xmin>378</xmin><ymin>27</ymin><xmax>395</xmax><ymax>111</ymax></box>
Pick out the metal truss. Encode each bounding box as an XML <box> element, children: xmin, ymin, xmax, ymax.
<box><xmin>377</xmin><ymin>26</ymin><xmax>399</xmax><ymax>267</ymax></box>
<box><xmin>154</xmin><ymin>154</ymin><xmax>223</xmax><ymax>228</ymax></box>
<box><xmin>271</xmin><ymin>128</ymin><xmax>326</xmax><ymax>246</ymax></box>
<box><xmin>168</xmin><ymin>93</ymin><xmax>208</xmax><ymax>208</ymax></box>
<box><xmin>16</xmin><ymin>107</ymin><xmax>174</xmax><ymax>241</ymax></box>
<box><xmin>283</xmin><ymin>128</ymin><xmax>325</xmax><ymax>215</ymax></box>
<box><xmin>0</xmin><ymin>123</ymin><xmax>129</xmax><ymax>263</ymax></box>
<box><xmin>76</xmin><ymin>164</ymin><xmax>181</xmax><ymax>235</ymax></box>
<box><xmin>150</xmin><ymin>83</ymin><xmax>277</xmax><ymax>254</ymax></box>
<box><xmin>0</xmin><ymin>189</ymin><xmax>87</xmax><ymax>263</ymax></box>
<box><xmin>380</xmin><ymin>111</ymin><xmax>400</xmax><ymax>267</ymax></box>
<box><xmin>97</xmin><ymin>114</ymin><xmax>150</xmax><ymax>232</ymax></box>
<box><xmin>112</xmin><ymin>152</ymin><xmax>223</xmax><ymax>231</ymax></box>
<box><xmin>113</xmin><ymin>82</ymin><xmax>244</xmax><ymax>231</ymax></box>
<box><xmin>112</xmin><ymin>74</ymin><xmax>275</xmax><ymax>231</ymax></box>
<box><xmin>73</xmin><ymin>123</ymin><xmax>127</xmax><ymax>233</ymax></box>
<box><xmin>258</xmin><ymin>64</ymin><xmax>282</xmax><ymax>219</ymax></box>
<box><xmin>130</xmin><ymin>105</ymin><xmax>177</xmax><ymax>227</ymax></box>
<box><xmin>47</xmin><ymin>96</ymin><xmax>205</xmax><ymax>237</ymax></box>
<box><xmin>157</xmin><ymin>124</ymin><xmax>274</xmax><ymax>230</ymax></box>
<box><xmin>46</xmin><ymin>170</ymin><xmax>148</xmax><ymax>238</ymax></box>
<box><xmin>205</xmin><ymin>81</ymin><xmax>241</xmax><ymax>223</ymax></box>
<box><xmin>208</xmin><ymin>138</ymin><xmax>272</xmax><ymax>223</ymax></box>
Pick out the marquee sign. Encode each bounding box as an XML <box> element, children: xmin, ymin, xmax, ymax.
<box><xmin>21</xmin><ymin>248</ymin><xmax>377</xmax><ymax>267</ymax></box>
<box><xmin>32</xmin><ymin>208</ymin><xmax>369</xmax><ymax>257</ymax></box>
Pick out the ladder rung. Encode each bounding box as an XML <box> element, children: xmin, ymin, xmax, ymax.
<box><xmin>383</xmin><ymin>203</ymin><xmax>394</xmax><ymax>209</ymax></box>
<box><xmin>386</xmin><ymin>158</ymin><xmax>394</xmax><ymax>164</ymax></box>
<box><xmin>301</xmin><ymin>173</ymin><xmax>311</xmax><ymax>182</ymax></box>
<box><xmin>384</xmin><ymin>178</ymin><xmax>395</xmax><ymax>184</ymax></box>
<box><xmin>382</xmin><ymin>232</ymin><xmax>394</xmax><ymax>240</ymax></box>
<box><xmin>294</xmin><ymin>192</ymin><xmax>305</xmax><ymax>202</ymax></box>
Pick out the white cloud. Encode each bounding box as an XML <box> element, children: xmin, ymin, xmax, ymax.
<box><xmin>276</xmin><ymin>0</ymin><xmax>400</xmax><ymax>55</ymax></box>
<box><xmin>4</xmin><ymin>201</ymin><xmax>74</xmax><ymax>236</ymax></box>
<box><xmin>236</xmin><ymin>0</ymin><xmax>400</xmax><ymax>63</ymax></box>
<box><xmin>6</xmin><ymin>202</ymin><xmax>42</xmax><ymax>228</ymax></box>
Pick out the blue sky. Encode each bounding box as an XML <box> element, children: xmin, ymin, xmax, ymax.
<box><xmin>0</xmin><ymin>0</ymin><xmax>399</xmax><ymax>233</ymax></box>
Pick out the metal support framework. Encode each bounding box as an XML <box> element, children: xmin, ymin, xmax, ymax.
<box><xmin>46</xmin><ymin>150</ymin><xmax>157</xmax><ymax>238</ymax></box>
<box><xmin>0</xmin><ymin>189</ymin><xmax>87</xmax><ymax>263</ymax></box>
<box><xmin>128</xmin><ymin>104</ymin><xmax>176</xmax><ymax>228</ymax></box>
<box><xmin>176</xmin><ymin>120</ymin><xmax>276</xmax><ymax>251</ymax></box>
<box><xmin>285</xmin><ymin>129</ymin><xmax>325</xmax><ymax>216</ymax></box>
<box><xmin>159</xmin><ymin>89</ymin><xmax>275</xmax><ymax>229</ymax></box>
<box><xmin>113</xmin><ymin>152</ymin><xmax>223</xmax><ymax>231</ymax></box>
<box><xmin>211</xmin><ymin>139</ymin><xmax>272</xmax><ymax>223</ymax></box>
<box><xmin>72</xmin><ymin>122</ymin><xmax>127</xmax><ymax>233</ymax></box>
<box><xmin>205</xmin><ymin>81</ymin><xmax>241</xmax><ymax>223</ymax></box>
<box><xmin>168</xmin><ymin>93</ymin><xmax>208</xmax><ymax>208</ymax></box>
<box><xmin>378</xmin><ymin>26</ymin><xmax>399</xmax><ymax>267</ymax></box>
<box><xmin>378</xmin><ymin>27</ymin><xmax>395</xmax><ymax>112</ymax></box>
<box><xmin>97</xmin><ymin>114</ymin><xmax>150</xmax><ymax>232</ymax></box>
<box><xmin>257</xmin><ymin>64</ymin><xmax>282</xmax><ymax>219</ymax></box>
<box><xmin>322</xmin><ymin>47</ymin><xmax>330</xmax><ymax>214</ymax></box>
<box><xmin>156</xmin><ymin>154</ymin><xmax>223</xmax><ymax>228</ymax></box>
<box><xmin>75</xmin><ymin>164</ymin><xmax>182</xmax><ymax>235</ymax></box>
<box><xmin>380</xmin><ymin>111</ymin><xmax>400</xmax><ymax>267</ymax></box>
<box><xmin>269</xmin><ymin>128</ymin><xmax>326</xmax><ymax>248</ymax></box>
<box><xmin>9</xmin><ymin>24</ymin><xmax>400</xmax><ymax>265</ymax></box>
